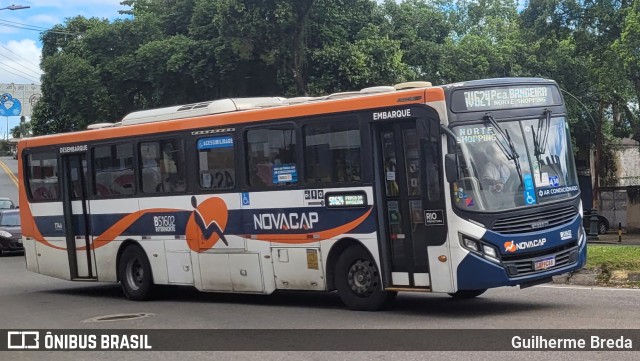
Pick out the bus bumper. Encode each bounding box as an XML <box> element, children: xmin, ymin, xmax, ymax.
<box><xmin>455</xmin><ymin>239</ymin><xmax>587</xmax><ymax>290</ymax></box>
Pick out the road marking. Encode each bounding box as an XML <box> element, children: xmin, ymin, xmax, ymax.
<box><xmin>537</xmin><ymin>284</ymin><xmax>640</xmax><ymax>292</ymax></box>
<box><xmin>0</xmin><ymin>159</ymin><xmax>18</xmax><ymax>188</ymax></box>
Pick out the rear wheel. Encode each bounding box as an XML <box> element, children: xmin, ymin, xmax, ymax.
<box><xmin>448</xmin><ymin>289</ymin><xmax>487</xmax><ymax>299</ymax></box>
<box><xmin>118</xmin><ymin>245</ymin><xmax>154</xmax><ymax>301</ymax></box>
<box><xmin>335</xmin><ymin>246</ymin><xmax>396</xmax><ymax>311</ymax></box>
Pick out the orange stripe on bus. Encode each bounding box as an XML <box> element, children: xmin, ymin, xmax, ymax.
<box><xmin>89</xmin><ymin>208</ymin><xmax>180</xmax><ymax>250</ymax></box>
<box><xmin>21</xmin><ymin>88</ymin><xmax>444</xmax><ymax>148</ymax></box>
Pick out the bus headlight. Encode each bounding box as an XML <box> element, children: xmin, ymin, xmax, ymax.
<box><xmin>459</xmin><ymin>234</ymin><xmax>501</xmax><ymax>264</ymax></box>
<box><xmin>578</xmin><ymin>226</ymin><xmax>585</xmax><ymax>246</ymax></box>
<box><xmin>0</xmin><ymin>230</ymin><xmax>11</xmax><ymax>239</ymax></box>
<box><xmin>483</xmin><ymin>245</ymin><xmax>497</xmax><ymax>258</ymax></box>
<box><xmin>462</xmin><ymin>237</ymin><xmax>479</xmax><ymax>252</ymax></box>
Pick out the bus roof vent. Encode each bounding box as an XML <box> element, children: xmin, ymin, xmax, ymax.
<box><xmin>322</xmin><ymin>91</ymin><xmax>365</xmax><ymax>100</ymax></box>
<box><xmin>232</xmin><ymin>97</ymin><xmax>287</xmax><ymax>110</ymax></box>
<box><xmin>394</xmin><ymin>81</ymin><xmax>432</xmax><ymax>90</ymax></box>
<box><xmin>283</xmin><ymin>97</ymin><xmax>318</xmax><ymax>105</ymax></box>
<box><xmin>87</xmin><ymin>123</ymin><xmax>115</xmax><ymax>130</ymax></box>
<box><xmin>119</xmin><ymin>97</ymin><xmax>286</xmax><ymax>126</ymax></box>
<box><xmin>360</xmin><ymin>86</ymin><xmax>396</xmax><ymax>94</ymax></box>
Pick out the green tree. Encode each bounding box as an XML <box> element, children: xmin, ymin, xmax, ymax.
<box><xmin>11</xmin><ymin>122</ymin><xmax>31</xmax><ymax>138</ymax></box>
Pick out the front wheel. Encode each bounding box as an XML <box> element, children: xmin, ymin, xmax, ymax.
<box><xmin>448</xmin><ymin>289</ymin><xmax>487</xmax><ymax>299</ymax></box>
<box><xmin>334</xmin><ymin>246</ymin><xmax>396</xmax><ymax>311</ymax></box>
<box><xmin>118</xmin><ymin>245</ymin><xmax>154</xmax><ymax>301</ymax></box>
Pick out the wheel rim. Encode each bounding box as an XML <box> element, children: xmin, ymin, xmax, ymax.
<box><xmin>347</xmin><ymin>259</ymin><xmax>377</xmax><ymax>296</ymax></box>
<box><xmin>126</xmin><ymin>257</ymin><xmax>144</xmax><ymax>291</ymax></box>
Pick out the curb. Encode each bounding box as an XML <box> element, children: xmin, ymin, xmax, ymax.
<box><xmin>553</xmin><ymin>269</ymin><xmax>640</xmax><ymax>287</ymax></box>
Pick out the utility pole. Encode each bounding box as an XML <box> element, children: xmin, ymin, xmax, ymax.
<box><xmin>593</xmin><ymin>101</ymin><xmax>604</xmax><ymax>210</ymax></box>
<box><xmin>20</xmin><ymin>115</ymin><xmax>25</xmax><ymax>138</ymax></box>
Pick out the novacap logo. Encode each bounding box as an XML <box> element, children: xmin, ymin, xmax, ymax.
<box><xmin>186</xmin><ymin>196</ymin><xmax>229</xmax><ymax>252</ymax></box>
<box><xmin>504</xmin><ymin>238</ymin><xmax>547</xmax><ymax>253</ymax></box>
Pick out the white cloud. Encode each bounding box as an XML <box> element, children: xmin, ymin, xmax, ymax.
<box><xmin>0</xmin><ymin>39</ymin><xmax>42</xmax><ymax>84</ymax></box>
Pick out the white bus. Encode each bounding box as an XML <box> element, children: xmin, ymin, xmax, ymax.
<box><xmin>18</xmin><ymin>78</ymin><xmax>586</xmax><ymax>310</ymax></box>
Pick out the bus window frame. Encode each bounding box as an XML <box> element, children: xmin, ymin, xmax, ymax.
<box><xmin>243</xmin><ymin>121</ymin><xmax>301</xmax><ymax>191</ymax></box>
<box><xmin>91</xmin><ymin>142</ymin><xmax>137</xmax><ymax>199</ymax></box>
<box><xmin>22</xmin><ymin>147</ymin><xmax>61</xmax><ymax>203</ymax></box>
<box><xmin>194</xmin><ymin>130</ymin><xmax>239</xmax><ymax>194</ymax></box>
<box><xmin>301</xmin><ymin>115</ymin><xmax>364</xmax><ymax>188</ymax></box>
<box><xmin>137</xmin><ymin>135</ymin><xmax>188</xmax><ymax>196</ymax></box>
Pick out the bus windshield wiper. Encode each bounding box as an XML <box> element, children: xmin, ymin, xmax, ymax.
<box><xmin>532</xmin><ymin>109</ymin><xmax>551</xmax><ymax>160</ymax></box>
<box><xmin>484</xmin><ymin>113</ymin><xmax>523</xmax><ymax>186</ymax></box>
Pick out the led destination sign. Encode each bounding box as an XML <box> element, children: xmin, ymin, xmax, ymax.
<box><xmin>451</xmin><ymin>85</ymin><xmax>561</xmax><ymax>112</ymax></box>
<box><xmin>326</xmin><ymin>192</ymin><xmax>367</xmax><ymax>208</ymax></box>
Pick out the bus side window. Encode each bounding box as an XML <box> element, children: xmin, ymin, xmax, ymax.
<box><xmin>246</xmin><ymin>127</ymin><xmax>297</xmax><ymax>187</ymax></box>
<box><xmin>140</xmin><ymin>142</ymin><xmax>162</xmax><ymax>193</ymax></box>
<box><xmin>139</xmin><ymin>140</ymin><xmax>186</xmax><ymax>194</ymax></box>
<box><xmin>26</xmin><ymin>152</ymin><xmax>59</xmax><ymax>201</ymax></box>
<box><xmin>92</xmin><ymin>143</ymin><xmax>135</xmax><ymax>197</ymax></box>
<box><xmin>304</xmin><ymin>121</ymin><xmax>361</xmax><ymax>184</ymax></box>
<box><xmin>197</xmin><ymin>135</ymin><xmax>235</xmax><ymax>190</ymax></box>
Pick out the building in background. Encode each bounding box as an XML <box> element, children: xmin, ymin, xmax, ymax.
<box><xmin>0</xmin><ymin>83</ymin><xmax>40</xmax><ymax>140</ymax></box>
<box><xmin>593</xmin><ymin>138</ymin><xmax>640</xmax><ymax>233</ymax></box>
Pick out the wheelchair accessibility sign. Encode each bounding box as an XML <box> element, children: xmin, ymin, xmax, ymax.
<box><xmin>241</xmin><ymin>192</ymin><xmax>250</xmax><ymax>206</ymax></box>
<box><xmin>524</xmin><ymin>190</ymin><xmax>537</xmax><ymax>205</ymax></box>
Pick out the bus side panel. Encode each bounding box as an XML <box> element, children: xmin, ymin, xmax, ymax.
<box><xmin>30</xmin><ymin>202</ymin><xmax>71</xmax><ymax>280</ymax></box>
<box><xmin>94</xmin><ymin>241</ymin><xmax>121</xmax><ymax>282</ymax></box>
<box><xmin>23</xmin><ymin>238</ymin><xmax>39</xmax><ymax>273</ymax></box>
<box><xmin>21</xmin><ymin>206</ymin><xmax>39</xmax><ymax>274</ymax></box>
<box><xmin>89</xmin><ymin>199</ymin><xmax>143</xmax><ymax>283</ymax></box>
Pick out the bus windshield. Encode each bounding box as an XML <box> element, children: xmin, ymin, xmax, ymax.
<box><xmin>452</xmin><ymin>116</ymin><xmax>579</xmax><ymax>212</ymax></box>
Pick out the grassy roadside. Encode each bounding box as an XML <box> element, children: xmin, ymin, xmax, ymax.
<box><xmin>584</xmin><ymin>245</ymin><xmax>640</xmax><ymax>286</ymax></box>
<box><xmin>586</xmin><ymin>245</ymin><xmax>640</xmax><ymax>271</ymax></box>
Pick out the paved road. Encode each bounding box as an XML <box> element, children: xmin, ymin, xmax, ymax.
<box><xmin>2</xmin><ymin>251</ymin><xmax>640</xmax><ymax>329</ymax></box>
<box><xmin>0</xmin><ymin>156</ymin><xmax>18</xmax><ymax>204</ymax></box>
<box><xmin>1</xmin><ymin>254</ymin><xmax>640</xmax><ymax>360</ymax></box>
<box><xmin>1</xmin><ymin>156</ymin><xmax>638</xmax><ymax>359</ymax></box>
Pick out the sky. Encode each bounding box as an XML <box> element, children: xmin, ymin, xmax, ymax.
<box><xmin>0</xmin><ymin>0</ymin><xmax>128</xmax><ymax>137</ymax></box>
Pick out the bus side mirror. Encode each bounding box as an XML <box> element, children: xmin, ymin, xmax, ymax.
<box><xmin>445</xmin><ymin>154</ymin><xmax>458</xmax><ymax>183</ymax></box>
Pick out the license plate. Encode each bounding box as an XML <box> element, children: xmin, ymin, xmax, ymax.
<box><xmin>534</xmin><ymin>256</ymin><xmax>555</xmax><ymax>271</ymax></box>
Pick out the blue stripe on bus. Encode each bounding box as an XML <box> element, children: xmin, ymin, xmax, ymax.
<box><xmin>32</xmin><ymin>206</ymin><xmax>377</xmax><ymax>238</ymax></box>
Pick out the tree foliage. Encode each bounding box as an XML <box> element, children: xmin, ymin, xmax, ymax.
<box><xmin>31</xmin><ymin>0</ymin><xmax>640</xmax><ymax>179</ymax></box>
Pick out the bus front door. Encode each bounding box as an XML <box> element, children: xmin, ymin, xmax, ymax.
<box><xmin>61</xmin><ymin>153</ymin><xmax>96</xmax><ymax>280</ymax></box>
<box><xmin>376</xmin><ymin>120</ymin><xmax>441</xmax><ymax>289</ymax></box>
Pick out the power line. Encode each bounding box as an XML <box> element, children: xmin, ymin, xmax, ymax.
<box><xmin>0</xmin><ymin>66</ymin><xmax>40</xmax><ymax>83</ymax></box>
<box><xmin>0</xmin><ymin>57</ymin><xmax>40</xmax><ymax>82</ymax></box>
<box><xmin>0</xmin><ymin>52</ymin><xmax>41</xmax><ymax>78</ymax></box>
<box><xmin>0</xmin><ymin>19</ymin><xmax>81</xmax><ymax>36</ymax></box>
<box><xmin>0</xmin><ymin>43</ymin><xmax>41</xmax><ymax>69</ymax></box>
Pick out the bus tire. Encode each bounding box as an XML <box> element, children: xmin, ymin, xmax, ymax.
<box><xmin>447</xmin><ymin>289</ymin><xmax>486</xmax><ymax>299</ymax></box>
<box><xmin>118</xmin><ymin>245</ymin><xmax>154</xmax><ymax>301</ymax></box>
<box><xmin>335</xmin><ymin>246</ymin><xmax>396</xmax><ymax>311</ymax></box>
